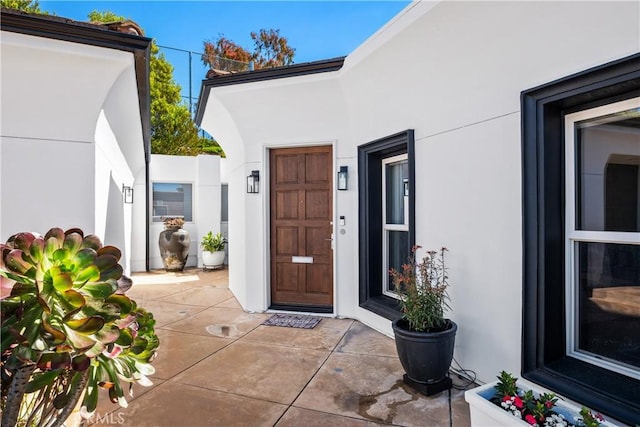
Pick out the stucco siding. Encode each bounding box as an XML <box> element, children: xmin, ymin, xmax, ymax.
<box><xmin>198</xmin><ymin>0</ymin><xmax>640</xmax><ymax>384</ymax></box>
<box><xmin>0</xmin><ymin>137</ymin><xmax>95</xmax><ymax>239</ymax></box>
<box><xmin>137</xmin><ymin>154</ymin><xmax>222</xmax><ymax>272</ymax></box>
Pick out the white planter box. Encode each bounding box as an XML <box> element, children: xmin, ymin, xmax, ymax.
<box><xmin>465</xmin><ymin>380</ymin><xmax>621</xmax><ymax>427</ymax></box>
<box><xmin>202</xmin><ymin>250</ymin><xmax>225</xmax><ymax>268</ymax></box>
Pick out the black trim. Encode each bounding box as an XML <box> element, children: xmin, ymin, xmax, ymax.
<box><xmin>521</xmin><ymin>52</ymin><xmax>640</xmax><ymax>426</ymax></box>
<box><xmin>358</xmin><ymin>130</ymin><xmax>416</xmax><ymax>320</ymax></box>
<box><xmin>269</xmin><ymin>304</ymin><xmax>333</xmax><ymax>314</ymax></box>
<box><xmin>194</xmin><ymin>57</ymin><xmax>345</xmax><ymax>126</ymax></box>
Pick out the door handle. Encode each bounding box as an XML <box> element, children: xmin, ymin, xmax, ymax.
<box><xmin>325</xmin><ymin>234</ymin><xmax>334</xmax><ymax>250</ymax></box>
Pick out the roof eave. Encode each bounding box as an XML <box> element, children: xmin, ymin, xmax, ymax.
<box><xmin>195</xmin><ymin>56</ymin><xmax>345</xmax><ymax>126</ymax></box>
<box><xmin>0</xmin><ymin>8</ymin><xmax>152</xmax><ymax>162</ymax></box>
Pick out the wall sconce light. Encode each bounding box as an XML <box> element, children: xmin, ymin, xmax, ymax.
<box><xmin>337</xmin><ymin>166</ymin><xmax>348</xmax><ymax>191</ymax></box>
<box><xmin>122</xmin><ymin>185</ymin><xmax>134</xmax><ymax>204</ymax></box>
<box><xmin>247</xmin><ymin>170</ymin><xmax>260</xmax><ymax>194</ymax></box>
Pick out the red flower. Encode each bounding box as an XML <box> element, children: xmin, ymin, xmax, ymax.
<box><xmin>502</xmin><ymin>395</ymin><xmax>512</xmax><ymax>402</ymax></box>
<box><xmin>513</xmin><ymin>396</ymin><xmax>523</xmax><ymax>408</ymax></box>
<box><xmin>545</xmin><ymin>401</ymin><xmax>554</xmax><ymax>408</ymax></box>
<box><xmin>525</xmin><ymin>414</ymin><xmax>537</xmax><ymax>425</ymax></box>
<box><xmin>596</xmin><ymin>413</ymin><xmax>604</xmax><ymax>421</ymax></box>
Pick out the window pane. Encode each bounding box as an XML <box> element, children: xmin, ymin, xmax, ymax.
<box><xmin>576</xmin><ymin>242</ymin><xmax>640</xmax><ymax>370</ymax></box>
<box><xmin>576</xmin><ymin>108</ymin><xmax>640</xmax><ymax>232</ymax></box>
<box><xmin>387</xmin><ymin>230</ymin><xmax>409</xmax><ymax>292</ymax></box>
<box><xmin>152</xmin><ymin>183</ymin><xmax>193</xmax><ymax>222</ymax></box>
<box><xmin>221</xmin><ymin>184</ymin><xmax>228</xmax><ymax>222</ymax></box>
<box><xmin>385</xmin><ymin>161</ymin><xmax>408</xmax><ymax>225</ymax></box>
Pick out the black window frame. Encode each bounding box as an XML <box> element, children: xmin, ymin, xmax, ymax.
<box><xmin>358</xmin><ymin>130</ymin><xmax>415</xmax><ymax>320</ymax></box>
<box><xmin>522</xmin><ymin>52</ymin><xmax>640</xmax><ymax>425</ymax></box>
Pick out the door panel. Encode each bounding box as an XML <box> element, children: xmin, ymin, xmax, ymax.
<box><xmin>270</xmin><ymin>146</ymin><xmax>333</xmax><ymax>309</ymax></box>
<box><xmin>305</xmin><ymin>191</ymin><xmax>330</xmax><ymax>219</ymax></box>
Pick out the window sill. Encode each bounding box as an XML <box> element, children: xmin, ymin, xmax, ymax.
<box><xmin>360</xmin><ymin>295</ymin><xmax>403</xmax><ymax>321</ymax></box>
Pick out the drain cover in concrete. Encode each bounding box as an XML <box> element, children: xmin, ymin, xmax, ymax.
<box><xmin>262</xmin><ymin>314</ymin><xmax>321</xmax><ymax>329</ymax></box>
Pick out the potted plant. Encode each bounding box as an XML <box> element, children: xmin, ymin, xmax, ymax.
<box><xmin>159</xmin><ymin>217</ymin><xmax>190</xmax><ymax>271</ymax></box>
<box><xmin>389</xmin><ymin>245</ymin><xmax>457</xmax><ymax>395</ymax></box>
<box><xmin>0</xmin><ymin>228</ymin><xmax>159</xmax><ymax>426</ymax></box>
<box><xmin>464</xmin><ymin>371</ymin><xmax>613</xmax><ymax>427</ymax></box>
<box><xmin>200</xmin><ymin>231</ymin><xmax>226</xmax><ymax>268</ymax></box>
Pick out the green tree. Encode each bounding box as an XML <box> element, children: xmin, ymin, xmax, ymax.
<box><xmin>202</xmin><ymin>28</ymin><xmax>295</xmax><ymax>71</ymax></box>
<box><xmin>1</xmin><ymin>0</ymin><xmax>46</xmax><ymax>14</ymax></box>
<box><xmin>5</xmin><ymin>5</ymin><xmax>224</xmax><ymax>157</ymax></box>
<box><xmin>88</xmin><ymin>10</ymin><xmax>125</xmax><ymax>23</ymax></box>
<box><xmin>251</xmin><ymin>29</ymin><xmax>295</xmax><ymax>68</ymax></box>
<box><xmin>88</xmin><ymin>11</ymin><xmax>224</xmax><ymax>156</ymax></box>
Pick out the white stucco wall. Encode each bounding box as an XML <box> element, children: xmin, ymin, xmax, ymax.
<box><xmin>0</xmin><ymin>137</ymin><xmax>96</xmax><ymax>237</ymax></box>
<box><xmin>0</xmin><ymin>30</ymin><xmax>145</xmax><ymax>278</ymax></box>
<box><xmin>132</xmin><ymin>154</ymin><xmax>222</xmax><ymax>271</ymax></box>
<box><xmin>198</xmin><ymin>0</ymin><xmax>640</xmax><ymax>383</ymax></box>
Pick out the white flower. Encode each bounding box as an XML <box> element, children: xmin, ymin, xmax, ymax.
<box><xmin>544</xmin><ymin>414</ymin><xmax>569</xmax><ymax>427</ymax></box>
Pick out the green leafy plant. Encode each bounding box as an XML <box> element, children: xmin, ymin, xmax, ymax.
<box><xmin>491</xmin><ymin>371</ymin><xmax>604</xmax><ymax>427</ymax></box>
<box><xmin>389</xmin><ymin>246</ymin><xmax>450</xmax><ymax>332</ymax></box>
<box><xmin>577</xmin><ymin>407</ymin><xmax>605</xmax><ymax>427</ymax></box>
<box><xmin>200</xmin><ymin>231</ymin><xmax>226</xmax><ymax>252</ymax></box>
<box><xmin>1</xmin><ymin>228</ymin><xmax>159</xmax><ymax>426</ymax></box>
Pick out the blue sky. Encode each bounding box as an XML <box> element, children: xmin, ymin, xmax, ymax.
<box><xmin>41</xmin><ymin>1</ymin><xmax>410</xmax><ymax>107</ymax></box>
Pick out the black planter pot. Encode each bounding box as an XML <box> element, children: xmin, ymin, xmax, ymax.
<box><xmin>392</xmin><ymin>318</ymin><xmax>457</xmax><ymax>388</ymax></box>
<box><xmin>159</xmin><ymin>227</ymin><xmax>190</xmax><ymax>272</ymax></box>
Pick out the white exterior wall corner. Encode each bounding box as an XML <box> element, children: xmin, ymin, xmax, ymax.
<box><xmin>198</xmin><ymin>96</ymin><xmax>248</xmax><ymax>306</ymax></box>
<box><xmin>196</xmin><ymin>155</ymin><xmax>222</xmax><ymax>268</ymax></box>
<box><xmin>197</xmin><ymin>0</ymin><xmax>640</xmax><ymax>384</ymax></box>
<box><xmin>0</xmin><ymin>31</ymin><xmax>132</xmax><ymax>144</ymax></box>
<box><xmin>140</xmin><ymin>154</ymin><xmax>222</xmax><ymax>272</ymax></box>
<box><xmin>199</xmin><ymin>73</ymin><xmax>350</xmax><ymax>313</ymax></box>
<box><xmin>0</xmin><ymin>31</ymin><xmax>141</xmax><ymax>258</ymax></box>
<box><xmin>95</xmin><ymin>63</ymin><xmax>146</xmax><ymax>276</ymax></box>
<box><xmin>0</xmin><ymin>138</ymin><xmax>96</xmax><ymax>239</ymax></box>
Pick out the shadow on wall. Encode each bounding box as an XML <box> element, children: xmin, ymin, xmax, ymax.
<box><xmin>104</xmin><ymin>175</ymin><xmax>127</xmax><ymax>271</ymax></box>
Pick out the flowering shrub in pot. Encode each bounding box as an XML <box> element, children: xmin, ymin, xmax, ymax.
<box><xmin>389</xmin><ymin>246</ymin><xmax>457</xmax><ymax>394</ymax></box>
<box><xmin>465</xmin><ymin>371</ymin><xmax>616</xmax><ymax>427</ymax></box>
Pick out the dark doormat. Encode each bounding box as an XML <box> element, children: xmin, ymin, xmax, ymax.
<box><xmin>262</xmin><ymin>314</ymin><xmax>322</xmax><ymax>329</ymax></box>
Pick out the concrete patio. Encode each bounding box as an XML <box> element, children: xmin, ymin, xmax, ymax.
<box><xmin>87</xmin><ymin>269</ymin><xmax>472</xmax><ymax>426</ymax></box>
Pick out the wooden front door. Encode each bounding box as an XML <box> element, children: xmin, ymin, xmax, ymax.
<box><xmin>270</xmin><ymin>146</ymin><xmax>333</xmax><ymax>310</ymax></box>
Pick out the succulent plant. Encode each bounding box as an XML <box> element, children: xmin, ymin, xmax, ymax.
<box><xmin>1</xmin><ymin>228</ymin><xmax>159</xmax><ymax>426</ymax></box>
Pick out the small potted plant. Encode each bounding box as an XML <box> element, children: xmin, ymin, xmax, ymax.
<box><xmin>200</xmin><ymin>231</ymin><xmax>227</xmax><ymax>268</ymax></box>
<box><xmin>389</xmin><ymin>245</ymin><xmax>457</xmax><ymax>395</ymax></box>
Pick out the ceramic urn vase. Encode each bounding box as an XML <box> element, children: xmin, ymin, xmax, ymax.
<box><xmin>159</xmin><ymin>227</ymin><xmax>190</xmax><ymax>271</ymax></box>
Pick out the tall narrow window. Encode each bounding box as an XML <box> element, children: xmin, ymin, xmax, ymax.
<box><xmin>565</xmin><ymin>98</ymin><xmax>640</xmax><ymax>379</ymax></box>
<box><xmin>221</xmin><ymin>184</ymin><xmax>229</xmax><ymax>222</ymax></box>
<box><xmin>383</xmin><ymin>155</ymin><xmax>409</xmax><ymax>296</ymax></box>
<box><xmin>522</xmin><ymin>52</ymin><xmax>640</xmax><ymax>425</ymax></box>
<box><xmin>358</xmin><ymin>130</ymin><xmax>415</xmax><ymax>319</ymax></box>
